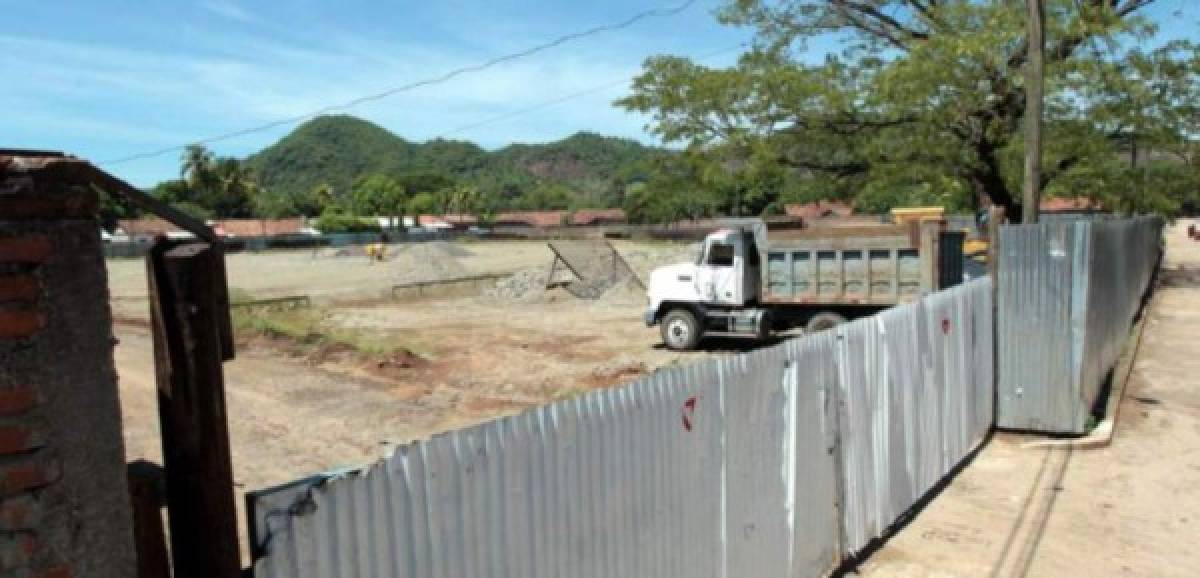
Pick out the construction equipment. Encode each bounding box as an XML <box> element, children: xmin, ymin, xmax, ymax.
<box><xmin>891</xmin><ymin>205</ymin><xmax>990</xmax><ymax>262</ymax></box>
<box><xmin>644</xmin><ymin>219</ymin><xmax>964</xmax><ymax>350</ymax></box>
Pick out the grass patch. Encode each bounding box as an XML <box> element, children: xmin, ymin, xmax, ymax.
<box><xmin>232</xmin><ymin>306</ymin><xmax>424</xmax><ymax>359</ymax></box>
<box><xmin>551</xmin><ymin>386</ymin><xmax>590</xmax><ymax>401</ymax></box>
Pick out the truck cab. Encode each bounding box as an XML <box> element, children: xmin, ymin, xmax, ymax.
<box><xmin>645</xmin><ymin>227</ymin><xmax>770</xmax><ymax>350</ymax></box>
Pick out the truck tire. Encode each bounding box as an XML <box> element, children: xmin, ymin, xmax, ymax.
<box><xmin>661</xmin><ymin>308</ymin><xmax>702</xmax><ymax>351</ymax></box>
<box><xmin>805</xmin><ymin>311</ymin><xmax>846</xmax><ymax>333</ymax></box>
<box><xmin>755</xmin><ymin>311</ymin><xmax>773</xmax><ymax>341</ymax></box>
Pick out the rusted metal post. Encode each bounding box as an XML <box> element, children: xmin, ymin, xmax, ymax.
<box><xmin>147</xmin><ymin>240</ymin><xmax>241</xmax><ymax>578</ymax></box>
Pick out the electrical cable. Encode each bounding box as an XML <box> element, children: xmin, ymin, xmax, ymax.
<box><xmin>435</xmin><ymin>42</ymin><xmax>746</xmax><ymax>139</ymax></box>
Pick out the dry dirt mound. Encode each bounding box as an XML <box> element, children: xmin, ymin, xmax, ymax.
<box><xmin>392</xmin><ymin>242</ymin><xmax>470</xmax><ymax>283</ymax></box>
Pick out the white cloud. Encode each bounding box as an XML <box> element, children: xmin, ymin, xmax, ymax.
<box><xmin>201</xmin><ymin>0</ymin><xmax>255</xmax><ymax>23</ymax></box>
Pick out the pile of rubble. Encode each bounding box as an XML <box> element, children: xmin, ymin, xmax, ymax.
<box><xmin>392</xmin><ymin>242</ymin><xmax>474</xmax><ymax>283</ymax></box>
<box><xmin>486</xmin><ymin>268</ymin><xmax>550</xmax><ymax>301</ymax></box>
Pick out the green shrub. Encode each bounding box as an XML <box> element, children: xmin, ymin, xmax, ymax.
<box><xmin>314</xmin><ymin>212</ymin><xmax>381</xmax><ymax>233</ymax></box>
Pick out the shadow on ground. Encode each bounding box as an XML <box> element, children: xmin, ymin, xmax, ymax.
<box><xmin>1158</xmin><ymin>265</ymin><xmax>1200</xmax><ymax>288</ymax></box>
<box><xmin>651</xmin><ymin>330</ymin><xmax>809</xmax><ymax>353</ymax></box>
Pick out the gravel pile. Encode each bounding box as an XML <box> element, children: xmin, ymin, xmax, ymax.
<box><xmin>619</xmin><ymin>242</ymin><xmax>699</xmax><ymax>279</ymax></box>
<box><xmin>486</xmin><ymin>267</ymin><xmax>550</xmax><ymax>301</ymax></box>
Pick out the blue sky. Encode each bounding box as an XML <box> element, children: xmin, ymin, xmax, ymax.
<box><xmin>2</xmin><ymin>0</ymin><xmax>1195</xmax><ymax>187</ymax></box>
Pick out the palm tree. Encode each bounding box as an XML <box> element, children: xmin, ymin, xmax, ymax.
<box><xmin>181</xmin><ymin>144</ymin><xmax>217</xmax><ymax>193</ymax></box>
<box><xmin>211</xmin><ymin>157</ymin><xmax>258</xmax><ymax>217</ymax></box>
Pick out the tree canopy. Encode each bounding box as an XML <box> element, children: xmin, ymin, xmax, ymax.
<box><xmin>618</xmin><ymin>0</ymin><xmax>1200</xmax><ymax>219</ymax></box>
<box><xmin>152</xmin><ymin>144</ymin><xmax>259</xmax><ymax>219</ymax></box>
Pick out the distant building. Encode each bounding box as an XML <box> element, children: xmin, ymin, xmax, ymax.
<box><xmin>784</xmin><ymin>200</ymin><xmax>854</xmax><ymax>220</ymax></box>
<box><xmin>116</xmin><ymin>217</ymin><xmax>310</xmax><ymax>241</ymax></box>
<box><xmin>214</xmin><ymin>218</ymin><xmax>307</xmax><ymax>238</ymax></box>
<box><xmin>570</xmin><ymin>208</ymin><xmax>627</xmax><ymax>226</ymax></box>
<box><xmin>494</xmin><ymin>211</ymin><xmax>570</xmax><ymax>228</ymax></box>
<box><xmin>492</xmin><ymin>209</ymin><xmax>629</xmax><ymax>228</ymax></box>
<box><xmin>1040</xmin><ymin>197</ymin><xmax>1103</xmax><ymax>213</ymax></box>
<box><xmin>116</xmin><ymin>216</ymin><xmax>179</xmax><ymax>239</ymax></box>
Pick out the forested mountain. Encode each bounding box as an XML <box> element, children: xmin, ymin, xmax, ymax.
<box><xmin>243</xmin><ymin>115</ymin><xmax>667</xmax><ymax>210</ymax></box>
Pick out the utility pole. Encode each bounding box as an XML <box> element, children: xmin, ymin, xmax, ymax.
<box><xmin>1022</xmin><ymin>0</ymin><xmax>1044</xmax><ymax>224</ymax></box>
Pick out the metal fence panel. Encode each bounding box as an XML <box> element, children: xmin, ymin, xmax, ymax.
<box><xmin>837</xmin><ymin>278</ymin><xmax>993</xmax><ymax>553</ymax></box>
<box><xmin>251</xmin><ymin>357</ymin><xmax>728</xmax><ymax>578</ymax></box>
<box><xmin>997</xmin><ymin>217</ymin><xmax>1161</xmax><ymax>433</ymax></box>
<box><xmin>715</xmin><ymin>339</ymin><xmax>844</xmax><ymax>578</ymax></box>
<box><xmin>251</xmin><ymin>278</ymin><xmax>994</xmax><ymax>578</ymax></box>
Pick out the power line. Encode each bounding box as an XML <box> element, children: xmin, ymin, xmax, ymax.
<box><xmin>436</xmin><ymin>42</ymin><xmax>747</xmax><ymax>139</ymax></box>
<box><xmin>100</xmin><ymin>0</ymin><xmax>699</xmax><ymax>167</ymax></box>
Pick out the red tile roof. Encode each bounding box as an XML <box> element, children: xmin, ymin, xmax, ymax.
<box><xmin>784</xmin><ymin>201</ymin><xmax>853</xmax><ymax>219</ymax></box>
<box><xmin>118</xmin><ymin>217</ymin><xmax>179</xmax><ymax>237</ymax></box>
<box><xmin>494</xmin><ymin>211</ymin><xmax>569</xmax><ymax>228</ymax></box>
<box><xmin>570</xmin><ymin>208</ymin><xmax>627</xmax><ymax>226</ymax></box>
<box><xmin>214</xmin><ymin>218</ymin><xmax>306</xmax><ymax>237</ymax></box>
<box><xmin>416</xmin><ymin>215</ymin><xmax>447</xmax><ymax>227</ymax></box>
<box><xmin>1040</xmin><ymin>197</ymin><xmax>1103</xmax><ymax>212</ymax></box>
<box><xmin>442</xmin><ymin>214</ymin><xmax>479</xmax><ymax>226</ymax></box>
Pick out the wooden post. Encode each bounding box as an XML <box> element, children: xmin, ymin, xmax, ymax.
<box><xmin>1022</xmin><ymin>0</ymin><xmax>1044</xmax><ymax>224</ymax></box>
<box><xmin>127</xmin><ymin>460</ymin><xmax>170</xmax><ymax>578</ymax></box>
<box><xmin>147</xmin><ymin>240</ymin><xmax>241</xmax><ymax>578</ymax></box>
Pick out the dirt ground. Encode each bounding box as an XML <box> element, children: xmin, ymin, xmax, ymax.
<box><xmin>108</xmin><ymin>238</ymin><xmax>717</xmax><ymax>556</ymax></box>
<box><xmin>111</xmin><ymin>225</ymin><xmax>1200</xmax><ymax>571</ymax></box>
<box><xmin>105</xmin><ymin>239</ymin><xmax>557</xmax><ymax>319</ymax></box>
<box><xmin>856</xmin><ymin>220</ymin><xmax>1200</xmax><ymax>578</ymax></box>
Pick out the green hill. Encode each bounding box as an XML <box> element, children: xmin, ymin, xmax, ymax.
<box><xmin>244</xmin><ymin>115</ymin><xmax>666</xmax><ymax>209</ymax></box>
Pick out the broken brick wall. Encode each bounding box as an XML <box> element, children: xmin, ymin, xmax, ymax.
<box><xmin>0</xmin><ymin>157</ymin><xmax>137</xmax><ymax>577</ymax></box>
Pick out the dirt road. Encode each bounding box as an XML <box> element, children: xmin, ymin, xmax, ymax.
<box><xmin>857</xmin><ymin>222</ymin><xmax>1200</xmax><ymax>577</ymax></box>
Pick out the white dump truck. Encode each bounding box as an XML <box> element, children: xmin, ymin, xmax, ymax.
<box><xmin>644</xmin><ymin>218</ymin><xmax>965</xmax><ymax>350</ymax></box>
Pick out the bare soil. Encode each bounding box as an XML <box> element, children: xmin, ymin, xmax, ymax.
<box><xmin>856</xmin><ymin>221</ymin><xmax>1200</xmax><ymax>578</ymax></box>
<box><xmin>107</xmin><ymin>239</ymin><xmax>717</xmax><ymax>556</ymax></box>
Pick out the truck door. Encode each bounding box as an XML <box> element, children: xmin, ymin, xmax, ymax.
<box><xmin>703</xmin><ymin>239</ymin><xmax>742</xmax><ymax>305</ymax></box>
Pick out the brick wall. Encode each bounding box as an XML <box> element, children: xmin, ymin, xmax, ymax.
<box><xmin>0</xmin><ymin>158</ymin><xmax>137</xmax><ymax>577</ymax></box>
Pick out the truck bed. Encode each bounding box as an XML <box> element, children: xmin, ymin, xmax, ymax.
<box><xmin>761</xmin><ymin>225</ymin><xmax>927</xmax><ymax>305</ymax></box>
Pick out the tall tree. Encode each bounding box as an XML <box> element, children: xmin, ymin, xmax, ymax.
<box><xmin>619</xmin><ymin>0</ymin><xmax>1195</xmax><ymax>219</ymax></box>
<box><xmin>350</xmin><ymin>174</ymin><xmax>406</xmax><ymax>216</ymax></box>
<box><xmin>163</xmin><ymin>145</ymin><xmax>259</xmax><ymax>218</ymax></box>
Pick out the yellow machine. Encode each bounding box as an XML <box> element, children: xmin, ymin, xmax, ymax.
<box><xmin>365</xmin><ymin>243</ymin><xmax>387</xmax><ymax>262</ymax></box>
<box><xmin>890</xmin><ymin>206</ymin><xmax>989</xmax><ymax>262</ymax></box>
<box><xmin>890</xmin><ymin>206</ymin><xmax>945</xmax><ymax>226</ymax></box>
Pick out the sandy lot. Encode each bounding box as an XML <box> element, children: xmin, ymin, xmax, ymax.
<box><xmin>857</xmin><ymin>221</ymin><xmax>1200</xmax><ymax>578</ymax></box>
<box><xmin>105</xmin><ymin>240</ymin><xmax>558</xmax><ymax>319</ymax></box>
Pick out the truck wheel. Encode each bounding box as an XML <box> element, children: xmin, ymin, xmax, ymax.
<box><xmin>805</xmin><ymin>311</ymin><xmax>846</xmax><ymax>333</ymax></box>
<box><xmin>661</xmin><ymin>309</ymin><xmax>702</xmax><ymax>351</ymax></box>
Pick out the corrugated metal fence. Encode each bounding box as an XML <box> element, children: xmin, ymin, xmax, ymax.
<box><xmin>996</xmin><ymin>217</ymin><xmax>1162</xmax><ymax>433</ymax></box>
<box><xmin>248</xmin><ymin>277</ymin><xmax>994</xmax><ymax>578</ymax></box>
